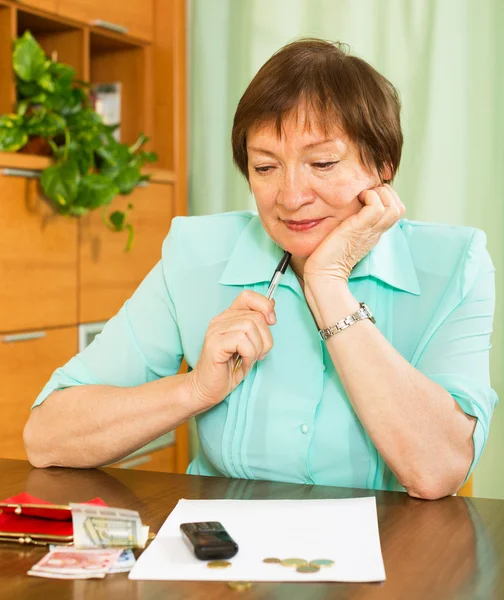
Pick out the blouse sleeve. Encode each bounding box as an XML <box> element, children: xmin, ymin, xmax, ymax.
<box><xmin>414</xmin><ymin>229</ymin><xmax>498</xmax><ymax>479</ymax></box>
<box><xmin>32</xmin><ymin>219</ymin><xmax>184</xmax><ymax>408</ymax></box>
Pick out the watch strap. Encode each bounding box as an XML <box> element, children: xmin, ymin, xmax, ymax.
<box><xmin>318</xmin><ymin>302</ymin><xmax>375</xmax><ymax>341</ymax></box>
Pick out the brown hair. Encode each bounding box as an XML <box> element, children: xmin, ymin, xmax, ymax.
<box><xmin>232</xmin><ymin>39</ymin><xmax>403</xmax><ymax>183</ymax></box>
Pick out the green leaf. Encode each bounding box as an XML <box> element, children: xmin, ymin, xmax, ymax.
<box><xmin>41</xmin><ymin>160</ymin><xmax>80</xmax><ymax>205</ymax></box>
<box><xmin>68</xmin><ymin>206</ymin><xmax>89</xmax><ymax>216</ymax></box>
<box><xmin>0</xmin><ymin>114</ymin><xmax>23</xmax><ymax>128</ymax></box>
<box><xmin>38</xmin><ymin>72</ymin><xmax>55</xmax><ymax>92</ymax></box>
<box><xmin>0</xmin><ymin>114</ymin><xmax>27</xmax><ymax>151</ymax></box>
<box><xmin>74</xmin><ymin>147</ymin><xmax>94</xmax><ymax>175</ymax></box>
<box><xmin>48</xmin><ymin>62</ymin><xmax>75</xmax><ymax>88</ymax></box>
<box><xmin>16</xmin><ymin>99</ymin><xmax>30</xmax><ymax>116</ymax></box>
<box><xmin>108</xmin><ymin>210</ymin><xmax>126</xmax><ymax>231</ymax></box>
<box><xmin>140</xmin><ymin>151</ymin><xmax>158</xmax><ymax>163</ymax></box>
<box><xmin>17</xmin><ymin>80</ymin><xmax>40</xmax><ymax>98</ymax></box>
<box><xmin>13</xmin><ymin>31</ymin><xmax>47</xmax><ymax>82</ymax></box>
<box><xmin>116</xmin><ymin>165</ymin><xmax>140</xmax><ymax>194</ymax></box>
<box><xmin>0</xmin><ymin>124</ymin><xmax>27</xmax><ymax>152</ymax></box>
<box><xmin>25</xmin><ymin>109</ymin><xmax>66</xmax><ymax>137</ymax></box>
<box><xmin>96</xmin><ymin>138</ymin><xmax>130</xmax><ymax>166</ymax></box>
<box><xmin>77</xmin><ymin>173</ymin><xmax>119</xmax><ymax>209</ymax></box>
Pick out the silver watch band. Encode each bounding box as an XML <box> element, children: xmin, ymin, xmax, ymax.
<box><xmin>318</xmin><ymin>302</ymin><xmax>375</xmax><ymax>341</ymax></box>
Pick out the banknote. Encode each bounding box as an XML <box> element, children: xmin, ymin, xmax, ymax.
<box><xmin>28</xmin><ymin>547</ymin><xmax>122</xmax><ymax>579</ymax></box>
<box><xmin>70</xmin><ymin>503</ymin><xmax>144</xmax><ymax>549</ymax></box>
<box><xmin>108</xmin><ymin>549</ymin><xmax>136</xmax><ymax>573</ymax></box>
<box><xmin>49</xmin><ymin>546</ymin><xmax>136</xmax><ymax>574</ymax></box>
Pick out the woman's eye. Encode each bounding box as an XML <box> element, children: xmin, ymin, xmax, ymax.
<box><xmin>312</xmin><ymin>161</ymin><xmax>338</xmax><ymax>170</ymax></box>
<box><xmin>254</xmin><ymin>166</ymin><xmax>274</xmax><ymax>174</ymax></box>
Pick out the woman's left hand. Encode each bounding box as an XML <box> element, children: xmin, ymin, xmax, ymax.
<box><xmin>304</xmin><ymin>184</ymin><xmax>405</xmax><ymax>283</ymax></box>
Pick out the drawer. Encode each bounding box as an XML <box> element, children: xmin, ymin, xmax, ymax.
<box><xmin>0</xmin><ymin>326</ymin><xmax>78</xmax><ymax>460</ymax></box>
<box><xmin>58</xmin><ymin>0</ymin><xmax>153</xmax><ymax>41</ymax></box>
<box><xmin>79</xmin><ymin>181</ymin><xmax>174</xmax><ymax>323</ymax></box>
<box><xmin>0</xmin><ymin>172</ymin><xmax>78</xmax><ymax>332</ymax></box>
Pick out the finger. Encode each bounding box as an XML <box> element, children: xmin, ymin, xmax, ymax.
<box><xmin>356</xmin><ymin>189</ymin><xmax>386</xmax><ymax>228</ymax></box>
<box><xmin>223</xmin><ymin>312</ymin><xmax>274</xmax><ymax>359</ymax></box>
<box><xmin>373</xmin><ymin>186</ymin><xmax>401</xmax><ymax>231</ymax></box>
<box><xmin>219</xmin><ymin>315</ymin><xmax>266</xmax><ymax>359</ymax></box>
<box><xmin>384</xmin><ymin>184</ymin><xmax>406</xmax><ymax>216</ymax></box>
<box><xmin>229</xmin><ymin>289</ymin><xmax>276</xmax><ymax>325</ymax></box>
<box><xmin>220</xmin><ymin>331</ymin><xmax>258</xmax><ymax>372</ymax></box>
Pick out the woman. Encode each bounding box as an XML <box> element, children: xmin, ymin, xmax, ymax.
<box><xmin>24</xmin><ymin>39</ymin><xmax>497</xmax><ymax>500</ymax></box>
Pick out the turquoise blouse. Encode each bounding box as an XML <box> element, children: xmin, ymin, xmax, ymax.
<box><xmin>34</xmin><ymin>212</ymin><xmax>497</xmax><ymax>491</ymax></box>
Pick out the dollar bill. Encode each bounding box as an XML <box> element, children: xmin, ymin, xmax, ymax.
<box><xmin>70</xmin><ymin>503</ymin><xmax>144</xmax><ymax>549</ymax></box>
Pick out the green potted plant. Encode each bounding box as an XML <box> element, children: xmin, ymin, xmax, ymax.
<box><xmin>0</xmin><ymin>31</ymin><xmax>157</xmax><ymax>250</ymax></box>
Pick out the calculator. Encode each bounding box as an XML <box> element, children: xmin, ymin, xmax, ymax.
<box><xmin>180</xmin><ymin>521</ymin><xmax>239</xmax><ymax>560</ymax></box>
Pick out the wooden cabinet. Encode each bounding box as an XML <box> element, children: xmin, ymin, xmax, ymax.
<box><xmin>79</xmin><ymin>181</ymin><xmax>174</xmax><ymax>323</ymax></box>
<box><xmin>0</xmin><ymin>172</ymin><xmax>78</xmax><ymax>333</ymax></box>
<box><xmin>16</xmin><ymin>0</ymin><xmax>58</xmax><ymax>12</ymax></box>
<box><xmin>0</xmin><ymin>0</ymin><xmax>188</xmax><ymax>472</ymax></box>
<box><xmin>0</xmin><ymin>326</ymin><xmax>78</xmax><ymax>460</ymax></box>
<box><xmin>58</xmin><ymin>0</ymin><xmax>154</xmax><ymax>41</ymax></box>
<box><xmin>17</xmin><ymin>0</ymin><xmax>57</xmax><ymax>13</ymax></box>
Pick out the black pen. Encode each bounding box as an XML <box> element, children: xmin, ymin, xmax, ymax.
<box><xmin>232</xmin><ymin>250</ymin><xmax>292</xmax><ymax>374</ymax></box>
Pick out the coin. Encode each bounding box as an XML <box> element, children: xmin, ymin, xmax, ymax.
<box><xmin>263</xmin><ymin>557</ymin><xmax>281</xmax><ymax>564</ymax></box>
<box><xmin>207</xmin><ymin>560</ymin><xmax>232</xmax><ymax>569</ymax></box>
<box><xmin>297</xmin><ymin>565</ymin><xmax>320</xmax><ymax>574</ymax></box>
<box><xmin>280</xmin><ymin>558</ymin><xmax>307</xmax><ymax>567</ymax></box>
<box><xmin>309</xmin><ymin>559</ymin><xmax>335</xmax><ymax>568</ymax></box>
<box><xmin>228</xmin><ymin>581</ymin><xmax>253</xmax><ymax>591</ymax></box>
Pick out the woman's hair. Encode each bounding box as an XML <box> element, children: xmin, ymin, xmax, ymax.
<box><xmin>232</xmin><ymin>39</ymin><xmax>403</xmax><ymax>183</ymax></box>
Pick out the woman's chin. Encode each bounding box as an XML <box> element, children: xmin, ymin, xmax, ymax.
<box><xmin>280</xmin><ymin>237</ymin><xmax>322</xmax><ymax>258</ymax></box>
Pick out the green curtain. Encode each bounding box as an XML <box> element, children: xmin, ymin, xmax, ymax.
<box><xmin>189</xmin><ymin>0</ymin><xmax>504</xmax><ymax>499</ymax></box>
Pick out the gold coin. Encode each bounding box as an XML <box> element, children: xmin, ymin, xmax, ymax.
<box><xmin>309</xmin><ymin>559</ymin><xmax>334</xmax><ymax>568</ymax></box>
<box><xmin>207</xmin><ymin>560</ymin><xmax>232</xmax><ymax>569</ymax></box>
<box><xmin>297</xmin><ymin>565</ymin><xmax>320</xmax><ymax>574</ymax></box>
<box><xmin>263</xmin><ymin>557</ymin><xmax>281</xmax><ymax>564</ymax></box>
<box><xmin>280</xmin><ymin>558</ymin><xmax>307</xmax><ymax>567</ymax></box>
<box><xmin>228</xmin><ymin>581</ymin><xmax>253</xmax><ymax>591</ymax></box>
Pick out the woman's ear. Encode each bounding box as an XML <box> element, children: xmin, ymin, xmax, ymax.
<box><xmin>380</xmin><ymin>163</ymin><xmax>394</xmax><ymax>183</ymax></box>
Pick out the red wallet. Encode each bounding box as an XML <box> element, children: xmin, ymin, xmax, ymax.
<box><xmin>0</xmin><ymin>492</ymin><xmax>106</xmax><ymax>546</ymax></box>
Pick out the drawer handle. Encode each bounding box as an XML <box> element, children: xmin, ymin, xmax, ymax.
<box><xmin>2</xmin><ymin>332</ymin><xmax>46</xmax><ymax>343</ymax></box>
<box><xmin>117</xmin><ymin>455</ymin><xmax>152</xmax><ymax>469</ymax></box>
<box><xmin>91</xmin><ymin>19</ymin><xmax>129</xmax><ymax>35</ymax></box>
<box><xmin>1</xmin><ymin>168</ymin><xmax>41</xmax><ymax>179</ymax></box>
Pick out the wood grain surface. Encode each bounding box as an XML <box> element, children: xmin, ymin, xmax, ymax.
<box><xmin>0</xmin><ymin>458</ymin><xmax>503</xmax><ymax>600</ymax></box>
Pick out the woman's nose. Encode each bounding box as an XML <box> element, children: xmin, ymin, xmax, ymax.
<box><xmin>276</xmin><ymin>172</ymin><xmax>315</xmax><ymax>210</ymax></box>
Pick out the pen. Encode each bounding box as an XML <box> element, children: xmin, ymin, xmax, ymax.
<box><xmin>232</xmin><ymin>250</ymin><xmax>292</xmax><ymax>375</ymax></box>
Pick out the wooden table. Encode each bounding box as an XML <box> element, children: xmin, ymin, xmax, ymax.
<box><xmin>0</xmin><ymin>458</ymin><xmax>503</xmax><ymax>599</ymax></box>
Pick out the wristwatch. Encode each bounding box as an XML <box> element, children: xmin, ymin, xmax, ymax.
<box><xmin>318</xmin><ymin>302</ymin><xmax>375</xmax><ymax>341</ymax></box>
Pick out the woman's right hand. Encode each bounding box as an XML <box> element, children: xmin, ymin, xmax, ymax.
<box><xmin>187</xmin><ymin>290</ymin><xmax>276</xmax><ymax>411</ymax></box>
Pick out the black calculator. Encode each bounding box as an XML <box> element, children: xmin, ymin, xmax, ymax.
<box><xmin>180</xmin><ymin>521</ymin><xmax>239</xmax><ymax>560</ymax></box>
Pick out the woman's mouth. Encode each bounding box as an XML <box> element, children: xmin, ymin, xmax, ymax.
<box><xmin>283</xmin><ymin>218</ymin><xmax>325</xmax><ymax>232</ymax></box>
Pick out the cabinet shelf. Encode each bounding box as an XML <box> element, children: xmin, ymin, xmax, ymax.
<box><xmin>0</xmin><ymin>152</ymin><xmax>176</xmax><ymax>183</ymax></box>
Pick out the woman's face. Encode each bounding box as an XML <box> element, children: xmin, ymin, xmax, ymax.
<box><xmin>247</xmin><ymin>108</ymin><xmax>386</xmax><ymax>259</ymax></box>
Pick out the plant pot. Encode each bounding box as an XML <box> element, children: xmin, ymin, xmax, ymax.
<box><xmin>19</xmin><ymin>136</ymin><xmax>52</xmax><ymax>156</ymax></box>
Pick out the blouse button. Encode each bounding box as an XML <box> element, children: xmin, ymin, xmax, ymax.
<box><xmin>322</xmin><ymin>363</ymin><xmax>327</xmax><ymax>372</ymax></box>
<box><xmin>300</xmin><ymin>424</ymin><xmax>309</xmax><ymax>434</ymax></box>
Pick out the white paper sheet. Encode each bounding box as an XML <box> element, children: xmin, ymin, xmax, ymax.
<box><xmin>129</xmin><ymin>497</ymin><xmax>385</xmax><ymax>582</ymax></box>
